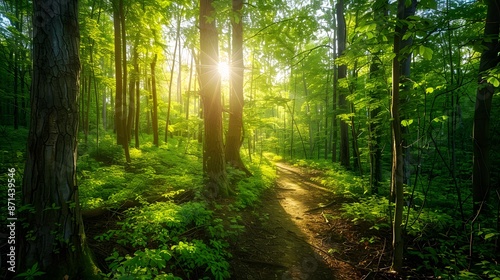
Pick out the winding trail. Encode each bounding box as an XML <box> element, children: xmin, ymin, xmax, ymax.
<box><xmin>230</xmin><ymin>163</ymin><xmax>361</xmax><ymax>280</ymax></box>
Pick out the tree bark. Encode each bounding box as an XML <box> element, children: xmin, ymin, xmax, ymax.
<box><xmin>400</xmin><ymin>0</ymin><xmax>417</xmax><ymax>186</ymax></box>
<box><xmin>391</xmin><ymin>0</ymin><xmax>406</xmax><ymax>273</ymax></box>
<box><xmin>113</xmin><ymin>0</ymin><xmax>130</xmax><ymax>162</ymax></box>
<box><xmin>225</xmin><ymin>0</ymin><xmax>251</xmax><ymax>175</ymax></box>
<box><xmin>200</xmin><ymin>0</ymin><xmax>229</xmax><ymax>197</ymax></box>
<box><xmin>473</xmin><ymin>0</ymin><xmax>500</xmax><ymax>214</ymax></box>
<box><xmin>151</xmin><ymin>54</ymin><xmax>159</xmax><ymax>146</ymax></box>
<box><xmin>127</xmin><ymin>42</ymin><xmax>138</xmax><ymax>144</ymax></box>
<box><xmin>368</xmin><ymin>0</ymin><xmax>388</xmax><ymax>194</ymax></box>
<box><xmin>135</xmin><ymin>63</ymin><xmax>140</xmax><ymax>148</ymax></box>
<box><xmin>165</xmin><ymin>17</ymin><xmax>180</xmax><ymax>143</ymax></box>
<box><xmin>336</xmin><ymin>0</ymin><xmax>349</xmax><ymax>168</ymax></box>
<box><xmin>20</xmin><ymin>0</ymin><xmax>100</xmax><ymax>278</ymax></box>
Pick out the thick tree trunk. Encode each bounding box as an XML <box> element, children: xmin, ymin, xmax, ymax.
<box><xmin>200</xmin><ymin>0</ymin><xmax>229</xmax><ymax>197</ymax></box>
<box><xmin>473</xmin><ymin>0</ymin><xmax>500</xmax><ymax>214</ymax></box>
<box><xmin>225</xmin><ymin>0</ymin><xmax>251</xmax><ymax>175</ymax></box>
<box><xmin>20</xmin><ymin>0</ymin><xmax>100</xmax><ymax>278</ymax></box>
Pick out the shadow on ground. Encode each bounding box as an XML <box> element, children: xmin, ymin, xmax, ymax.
<box><xmin>229</xmin><ymin>163</ymin><xmax>360</xmax><ymax>280</ymax></box>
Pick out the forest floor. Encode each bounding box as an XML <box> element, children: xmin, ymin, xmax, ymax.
<box><xmin>228</xmin><ymin>162</ymin><xmax>392</xmax><ymax>280</ymax></box>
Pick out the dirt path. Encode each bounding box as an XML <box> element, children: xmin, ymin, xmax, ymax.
<box><xmin>229</xmin><ymin>163</ymin><xmax>362</xmax><ymax>280</ymax></box>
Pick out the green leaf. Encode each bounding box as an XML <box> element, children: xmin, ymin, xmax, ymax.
<box><xmin>487</xmin><ymin>76</ymin><xmax>500</xmax><ymax>87</ymax></box>
<box><xmin>401</xmin><ymin>119</ymin><xmax>414</xmax><ymax>127</ymax></box>
<box><xmin>425</xmin><ymin>87</ymin><xmax>434</xmax><ymax>94</ymax></box>
<box><xmin>484</xmin><ymin>233</ymin><xmax>496</xmax><ymax>240</ymax></box>
<box><xmin>419</xmin><ymin>45</ymin><xmax>433</xmax><ymax>60</ymax></box>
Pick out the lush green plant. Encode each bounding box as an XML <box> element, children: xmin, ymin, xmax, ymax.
<box><xmin>15</xmin><ymin>263</ymin><xmax>45</xmax><ymax>280</ymax></box>
<box><xmin>341</xmin><ymin>196</ymin><xmax>391</xmax><ymax>230</ymax></box>
<box><xmin>96</xmin><ymin>201</ymin><xmax>233</xmax><ymax>279</ymax></box>
<box><xmin>292</xmin><ymin>159</ymin><xmax>370</xmax><ymax>196</ymax></box>
<box><xmin>104</xmin><ymin>248</ymin><xmax>181</xmax><ymax>280</ymax></box>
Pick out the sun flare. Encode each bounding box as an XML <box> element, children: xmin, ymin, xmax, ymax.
<box><xmin>217</xmin><ymin>62</ymin><xmax>230</xmax><ymax>79</ymax></box>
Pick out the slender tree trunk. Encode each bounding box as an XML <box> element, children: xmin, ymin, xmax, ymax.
<box><xmin>400</xmin><ymin>0</ymin><xmax>417</xmax><ymax>186</ymax></box>
<box><xmin>336</xmin><ymin>0</ymin><xmax>349</xmax><ymax>168</ymax></box>
<box><xmin>85</xmin><ymin>72</ymin><xmax>91</xmax><ymax>144</ymax></box>
<box><xmin>473</xmin><ymin>0</ymin><xmax>500</xmax><ymax>214</ymax></box>
<box><xmin>368</xmin><ymin>0</ymin><xmax>387</xmax><ymax>193</ymax></box>
<box><xmin>391</xmin><ymin>0</ymin><xmax>406</xmax><ymax>272</ymax></box>
<box><xmin>369</xmin><ymin>58</ymin><xmax>383</xmax><ymax>193</ymax></box>
<box><xmin>186</xmin><ymin>54</ymin><xmax>194</xmax><ymax>121</ymax></box>
<box><xmin>113</xmin><ymin>0</ymin><xmax>130</xmax><ymax>162</ymax></box>
<box><xmin>120</xmin><ymin>0</ymin><xmax>127</xmax><ymax>139</ymax></box>
<box><xmin>200</xmin><ymin>0</ymin><xmax>229</xmax><ymax>197</ymax></box>
<box><xmin>135</xmin><ymin>64</ymin><xmax>140</xmax><ymax>149</ymax></box>
<box><xmin>225</xmin><ymin>0</ymin><xmax>250</xmax><ymax>175</ymax></box>
<box><xmin>20</xmin><ymin>0</ymin><xmax>100</xmax><ymax>277</ymax></box>
<box><xmin>151</xmin><ymin>54</ymin><xmax>159</xmax><ymax>146</ymax></box>
<box><xmin>127</xmin><ymin>43</ymin><xmax>138</xmax><ymax>143</ymax></box>
<box><xmin>165</xmin><ymin>17</ymin><xmax>180</xmax><ymax>143</ymax></box>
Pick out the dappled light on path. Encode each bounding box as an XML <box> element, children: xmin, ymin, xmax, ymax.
<box><xmin>230</xmin><ymin>162</ymin><xmax>361</xmax><ymax>280</ymax></box>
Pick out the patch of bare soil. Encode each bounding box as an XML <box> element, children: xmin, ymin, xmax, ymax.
<box><xmin>229</xmin><ymin>163</ymin><xmax>393</xmax><ymax>280</ymax></box>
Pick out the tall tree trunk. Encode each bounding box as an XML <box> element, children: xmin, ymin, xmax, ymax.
<box><xmin>391</xmin><ymin>0</ymin><xmax>406</xmax><ymax>272</ymax></box>
<box><xmin>200</xmin><ymin>0</ymin><xmax>229</xmax><ymax>197</ymax></box>
<box><xmin>165</xmin><ymin>17</ymin><xmax>181</xmax><ymax>143</ymax></box>
<box><xmin>120</xmin><ymin>0</ymin><xmax>127</xmax><ymax>140</ymax></box>
<box><xmin>332</xmin><ymin>21</ymin><xmax>338</xmax><ymax>163</ymax></box>
<box><xmin>369</xmin><ymin>55</ymin><xmax>383</xmax><ymax>193</ymax></box>
<box><xmin>336</xmin><ymin>0</ymin><xmax>349</xmax><ymax>168</ymax></box>
<box><xmin>135</xmin><ymin>64</ymin><xmax>140</xmax><ymax>148</ymax></box>
<box><xmin>20</xmin><ymin>0</ymin><xmax>100</xmax><ymax>277</ymax></box>
<box><xmin>85</xmin><ymin>72</ymin><xmax>91</xmax><ymax>144</ymax></box>
<box><xmin>225</xmin><ymin>0</ymin><xmax>250</xmax><ymax>175</ymax></box>
<box><xmin>127</xmin><ymin>43</ymin><xmax>138</xmax><ymax>143</ymax></box>
<box><xmin>369</xmin><ymin>0</ymin><xmax>388</xmax><ymax>194</ymax></box>
<box><xmin>151</xmin><ymin>54</ymin><xmax>159</xmax><ymax>146</ymax></box>
<box><xmin>113</xmin><ymin>0</ymin><xmax>130</xmax><ymax>162</ymax></box>
<box><xmin>473</xmin><ymin>0</ymin><xmax>500</xmax><ymax>214</ymax></box>
<box><xmin>400</xmin><ymin>0</ymin><xmax>417</xmax><ymax>186</ymax></box>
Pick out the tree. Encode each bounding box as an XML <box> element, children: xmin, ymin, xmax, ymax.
<box><xmin>225</xmin><ymin>0</ymin><xmax>250</xmax><ymax>175</ymax></box>
<box><xmin>391</xmin><ymin>0</ymin><xmax>406</xmax><ymax>272</ymax></box>
<box><xmin>368</xmin><ymin>0</ymin><xmax>389</xmax><ymax>194</ymax></box>
<box><xmin>473</xmin><ymin>0</ymin><xmax>500</xmax><ymax>214</ymax></box>
<box><xmin>113</xmin><ymin>0</ymin><xmax>130</xmax><ymax>162</ymax></box>
<box><xmin>200</xmin><ymin>0</ymin><xmax>229</xmax><ymax>197</ymax></box>
<box><xmin>19</xmin><ymin>0</ymin><xmax>100</xmax><ymax>277</ymax></box>
<box><xmin>336</xmin><ymin>0</ymin><xmax>349</xmax><ymax>168</ymax></box>
<box><xmin>151</xmin><ymin>53</ymin><xmax>159</xmax><ymax>147</ymax></box>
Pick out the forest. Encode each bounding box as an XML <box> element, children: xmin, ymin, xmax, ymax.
<box><xmin>0</xmin><ymin>0</ymin><xmax>499</xmax><ymax>279</ymax></box>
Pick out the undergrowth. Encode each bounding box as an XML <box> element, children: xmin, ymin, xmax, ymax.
<box><xmin>290</xmin><ymin>158</ymin><xmax>500</xmax><ymax>279</ymax></box>
<box><xmin>77</xmin><ymin>133</ymin><xmax>276</xmax><ymax>279</ymax></box>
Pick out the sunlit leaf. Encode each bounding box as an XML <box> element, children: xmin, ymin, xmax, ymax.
<box><xmin>401</xmin><ymin>119</ymin><xmax>414</xmax><ymax>127</ymax></box>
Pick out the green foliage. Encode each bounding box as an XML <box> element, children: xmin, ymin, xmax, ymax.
<box><xmin>104</xmin><ymin>248</ymin><xmax>181</xmax><ymax>280</ymax></box>
<box><xmin>78</xmin><ymin>134</ymin><xmax>203</xmax><ymax>211</ymax></box>
<box><xmin>293</xmin><ymin>159</ymin><xmax>370</xmax><ymax>196</ymax></box>
<box><xmin>171</xmin><ymin>240</ymin><xmax>231</xmax><ymax>280</ymax></box>
<box><xmin>15</xmin><ymin>263</ymin><xmax>46</xmax><ymax>280</ymax></box>
<box><xmin>233</xmin><ymin>161</ymin><xmax>276</xmax><ymax>208</ymax></box>
<box><xmin>341</xmin><ymin>196</ymin><xmax>391</xmax><ymax>230</ymax></box>
<box><xmin>97</xmin><ymin>201</ymin><xmax>232</xmax><ymax>279</ymax></box>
